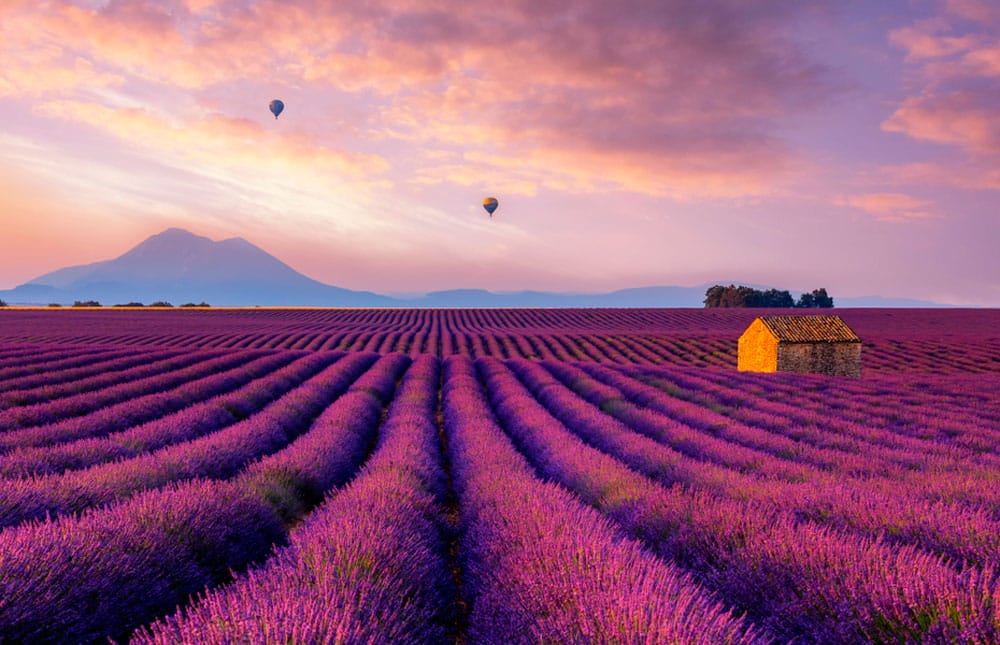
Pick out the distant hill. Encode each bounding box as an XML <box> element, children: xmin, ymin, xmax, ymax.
<box><xmin>1</xmin><ymin>228</ymin><xmax>394</xmax><ymax>307</ymax></box>
<box><xmin>0</xmin><ymin>228</ymin><xmax>958</xmax><ymax>308</ymax></box>
<box><xmin>834</xmin><ymin>295</ymin><xmax>957</xmax><ymax>308</ymax></box>
<box><xmin>406</xmin><ymin>286</ymin><xmax>707</xmax><ymax>308</ymax></box>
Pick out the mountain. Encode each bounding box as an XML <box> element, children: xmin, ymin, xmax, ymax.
<box><xmin>2</xmin><ymin>228</ymin><xmax>394</xmax><ymax>307</ymax></box>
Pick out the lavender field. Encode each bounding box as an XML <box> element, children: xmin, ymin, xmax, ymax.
<box><xmin>0</xmin><ymin>308</ymin><xmax>998</xmax><ymax>644</ymax></box>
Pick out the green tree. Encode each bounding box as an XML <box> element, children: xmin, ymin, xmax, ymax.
<box><xmin>707</xmin><ymin>284</ymin><xmax>809</xmax><ymax>308</ymax></box>
<box><xmin>747</xmin><ymin>289</ymin><xmax>794</xmax><ymax>307</ymax></box>
<box><xmin>728</xmin><ymin>286</ymin><xmax>756</xmax><ymax>307</ymax></box>
<box><xmin>796</xmin><ymin>288</ymin><xmax>834</xmax><ymax>308</ymax></box>
<box><xmin>707</xmin><ymin>285</ymin><xmax>754</xmax><ymax>307</ymax></box>
<box><xmin>703</xmin><ymin>285</ymin><xmax>727</xmax><ymax>307</ymax></box>
<box><xmin>812</xmin><ymin>288</ymin><xmax>834</xmax><ymax>308</ymax></box>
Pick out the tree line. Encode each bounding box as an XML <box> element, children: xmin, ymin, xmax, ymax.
<box><xmin>703</xmin><ymin>285</ymin><xmax>833</xmax><ymax>308</ymax></box>
<box><xmin>0</xmin><ymin>301</ymin><xmax>212</xmax><ymax>308</ymax></box>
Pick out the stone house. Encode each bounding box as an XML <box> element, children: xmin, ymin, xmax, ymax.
<box><xmin>738</xmin><ymin>315</ymin><xmax>861</xmax><ymax>377</ymax></box>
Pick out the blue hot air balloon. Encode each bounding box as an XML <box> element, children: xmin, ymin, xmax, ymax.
<box><xmin>269</xmin><ymin>99</ymin><xmax>284</xmax><ymax>119</ymax></box>
<box><xmin>483</xmin><ymin>197</ymin><xmax>499</xmax><ymax>217</ymax></box>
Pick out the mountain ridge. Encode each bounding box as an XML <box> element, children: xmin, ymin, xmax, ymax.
<box><xmin>5</xmin><ymin>228</ymin><xmax>393</xmax><ymax>307</ymax></box>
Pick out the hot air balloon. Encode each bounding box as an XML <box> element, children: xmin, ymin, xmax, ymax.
<box><xmin>483</xmin><ymin>197</ymin><xmax>499</xmax><ymax>217</ymax></box>
<box><xmin>269</xmin><ymin>99</ymin><xmax>284</xmax><ymax>119</ymax></box>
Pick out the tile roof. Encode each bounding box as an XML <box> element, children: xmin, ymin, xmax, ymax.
<box><xmin>758</xmin><ymin>315</ymin><xmax>861</xmax><ymax>343</ymax></box>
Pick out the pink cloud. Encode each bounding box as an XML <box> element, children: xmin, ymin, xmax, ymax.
<box><xmin>880</xmin><ymin>161</ymin><xmax>1000</xmax><ymax>190</ymax></box>
<box><xmin>889</xmin><ymin>22</ymin><xmax>979</xmax><ymax>60</ymax></box>
<box><xmin>0</xmin><ymin>53</ymin><xmax>122</xmax><ymax>97</ymax></box>
<box><xmin>888</xmin><ymin>13</ymin><xmax>1000</xmax><ymax>79</ymax></box>
<box><xmin>884</xmin><ymin>0</ymin><xmax>1000</xmax><ymax>193</ymax></box>
<box><xmin>36</xmin><ymin>99</ymin><xmax>388</xmax><ymax>180</ymax></box>
<box><xmin>0</xmin><ymin>5</ymin><xmax>124</xmax><ymax>96</ymax></box>
<box><xmin>963</xmin><ymin>44</ymin><xmax>1000</xmax><ymax>76</ymax></box>
<box><xmin>3</xmin><ymin>1</ymin><xmax>273</xmax><ymax>89</ymax></box>
<box><xmin>2</xmin><ymin>0</ymin><xmax>841</xmax><ymax>199</ymax></box>
<box><xmin>837</xmin><ymin>192</ymin><xmax>941</xmax><ymax>222</ymax></box>
<box><xmin>883</xmin><ymin>91</ymin><xmax>1000</xmax><ymax>154</ymax></box>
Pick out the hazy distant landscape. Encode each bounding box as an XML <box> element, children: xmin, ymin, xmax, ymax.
<box><xmin>0</xmin><ymin>229</ymin><xmax>956</xmax><ymax>308</ymax></box>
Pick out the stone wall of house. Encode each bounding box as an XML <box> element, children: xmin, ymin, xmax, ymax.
<box><xmin>777</xmin><ymin>342</ymin><xmax>861</xmax><ymax>378</ymax></box>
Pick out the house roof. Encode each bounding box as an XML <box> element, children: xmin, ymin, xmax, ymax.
<box><xmin>757</xmin><ymin>315</ymin><xmax>861</xmax><ymax>343</ymax></box>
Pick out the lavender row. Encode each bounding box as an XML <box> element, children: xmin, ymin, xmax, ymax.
<box><xmin>520</xmin><ymin>359</ymin><xmax>814</xmax><ymax>487</ymax></box>
<box><xmin>477</xmin><ymin>357</ymin><xmax>1000</xmax><ymax>643</ymax></box>
<box><xmin>0</xmin><ymin>328</ymin><xmax>723</xmax><ymax>366</ymax></box>
<box><xmin>0</xmin><ymin>348</ymin><xmax>242</xmax><ymax>433</ymax></box>
<box><xmin>0</xmin><ymin>352</ymin><xmax>378</xmax><ymax>529</ymax></box>
<box><xmin>717</xmin><ymin>365</ymin><xmax>1000</xmax><ymax>428</ymax></box>
<box><xmin>136</xmin><ymin>355</ymin><xmax>453</xmax><ymax>643</ymax></box>
<box><xmin>592</xmin><ymin>364</ymin><xmax>1000</xmax><ymax>516</ymax></box>
<box><xmin>0</xmin><ymin>355</ymin><xmax>404</xmax><ymax>642</ymax></box>
<box><xmin>687</xmin><ymin>363</ymin><xmax>996</xmax><ymax>426</ymax></box>
<box><xmin>629</xmin><ymin>366</ymin><xmax>1000</xmax><ymax>484</ymax></box>
<box><xmin>0</xmin><ymin>347</ymin><xmax>191</xmax><ymax>410</ymax></box>
<box><xmin>524</xmin><ymin>360</ymin><xmax>1000</xmax><ymax>569</ymax></box>
<box><xmin>640</xmin><ymin>362</ymin><xmax>999</xmax><ymax>443</ymax></box>
<box><xmin>238</xmin><ymin>352</ymin><xmax>412</xmax><ymax>521</ymax></box>
<box><xmin>0</xmin><ymin>350</ymin><xmax>274</xmax><ymax>452</ymax></box>
<box><xmin>0</xmin><ymin>343</ymin><xmax>71</xmax><ymax>361</ymax></box>
<box><xmin>584</xmin><ymin>362</ymin><xmax>919</xmax><ymax>478</ymax></box>
<box><xmin>0</xmin><ymin>479</ymin><xmax>284</xmax><ymax>643</ymax></box>
<box><xmin>0</xmin><ymin>345</ymin><xmax>141</xmax><ymax>386</ymax></box>
<box><xmin>443</xmin><ymin>356</ymin><xmax>761</xmax><ymax>644</ymax></box>
<box><xmin>0</xmin><ymin>306</ymin><xmax>844</xmax><ymax>336</ymax></box>
<box><xmin>2</xmin><ymin>309</ymin><xmax>997</xmax><ymax>373</ymax></box>
<box><xmin>635</xmin><ymin>365</ymin><xmax>998</xmax><ymax>465</ymax></box>
<box><xmin>568</xmin><ymin>361</ymin><xmax>884</xmax><ymax>477</ymax></box>
<box><xmin>0</xmin><ymin>341</ymin><xmax>124</xmax><ymax>366</ymax></box>
<box><xmin>538</xmin><ymin>361</ymin><xmax>819</xmax><ymax>481</ymax></box>
<box><xmin>0</xmin><ymin>351</ymin><xmax>330</xmax><ymax>478</ymax></box>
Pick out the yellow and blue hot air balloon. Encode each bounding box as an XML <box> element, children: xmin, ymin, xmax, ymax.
<box><xmin>269</xmin><ymin>99</ymin><xmax>284</xmax><ymax>119</ymax></box>
<box><xmin>482</xmin><ymin>197</ymin><xmax>499</xmax><ymax>217</ymax></box>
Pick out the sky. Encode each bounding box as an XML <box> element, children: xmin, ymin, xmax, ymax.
<box><xmin>1</xmin><ymin>0</ymin><xmax>998</xmax><ymax>305</ymax></box>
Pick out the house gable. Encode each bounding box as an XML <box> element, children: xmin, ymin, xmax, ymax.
<box><xmin>737</xmin><ymin>317</ymin><xmax>779</xmax><ymax>372</ymax></box>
